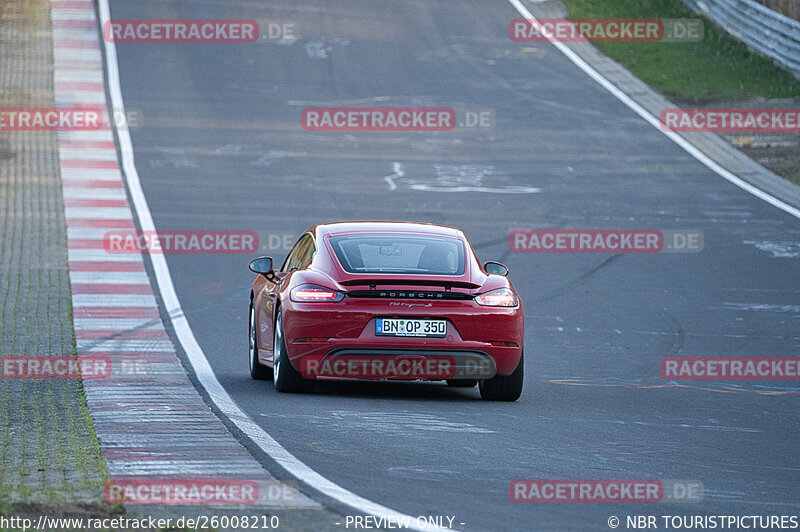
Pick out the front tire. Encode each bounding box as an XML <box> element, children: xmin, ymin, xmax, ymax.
<box><xmin>479</xmin><ymin>351</ymin><xmax>524</xmax><ymax>401</ymax></box>
<box><xmin>273</xmin><ymin>311</ymin><xmax>313</xmax><ymax>393</ymax></box>
<box><xmin>249</xmin><ymin>303</ymin><xmax>272</xmax><ymax>380</ymax></box>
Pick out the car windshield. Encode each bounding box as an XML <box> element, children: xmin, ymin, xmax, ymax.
<box><xmin>329</xmin><ymin>234</ymin><xmax>465</xmax><ymax>275</ymax></box>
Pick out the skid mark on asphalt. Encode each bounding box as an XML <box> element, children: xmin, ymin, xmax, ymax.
<box><xmin>330</xmin><ymin>412</ymin><xmax>495</xmax><ymax>433</ymax></box>
<box><xmin>250</xmin><ymin>150</ymin><xmax>303</xmax><ymax>167</ymax></box>
<box><xmin>535</xmin><ymin>254</ymin><xmax>623</xmax><ymax>303</ymax></box>
<box><xmin>385</xmin><ymin>466</ymin><xmax>462</xmax><ymax>481</ymax></box>
<box><xmin>415</xmin><ymin>41</ymin><xmax>541</xmax><ymax>65</ymax></box>
<box><xmin>261</xmin><ymin>411</ymin><xmax>495</xmax><ymax>433</ymax></box>
<box><xmin>537</xmin><ymin>325</ymin><xmax>794</xmax><ymax>341</ymax></box>
<box><xmin>719</xmin><ymin>302</ymin><xmax>800</xmax><ymax>313</ymax></box>
<box><xmin>410</xmin><ymin>164</ymin><xmax>540</xmax><ymax>194</ymax></box>
<box><xmin>304</xmin><ymin>36</ymin><xmax>349</xmax><ymax>59</ymax></box>
<box><xmin>742</xmin><ymin>240</ymin><xmax>800</xmax><ymax>258</ymax></box>
<box><xmin>531</xmin><ymin>411</ymin><xmax>762</xmax><ymax>433</ymax></box>
<box><xmin>383</xmin><ymin>162</ymin><xmax>541</xmax><ymax>193</ymax></box>
<box><xmin>563</xmin><ymin>440</ymin><xmax>680</xmax><ymax>458</ymax></box>
<box><xmin>541</xmin><ymin>376</ymin><xmax>800</xmax><ymax>395</ymax></box>
<box><xmin>699</xmin><ymin>487</ymin><xmax>800</xmax><ymax>507</ymax></box>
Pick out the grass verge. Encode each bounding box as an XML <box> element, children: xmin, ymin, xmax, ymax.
<box><xmin>558</xmin><ymin>0</ymin><xmax>800</xmax><ymax>101</ymax></box>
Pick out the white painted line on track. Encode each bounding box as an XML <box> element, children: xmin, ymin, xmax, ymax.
<box><xmin>507</xmin><ymin>0</ymin><xmax>800</xmax><ymax>220</ymax></box>
<box><xmin>68</xmin><ymin>250</ymin><xmax>140</xmax><ymax>262</ymax></box>
<box><xmin>61</xmin><ymin>168</ymin><xmax>120</xmax><ymax>179</ymax></box>
<box><xmin>95</xmin><ymin>0</ymin><xmax>450</xmax><ymax>529</ymax></box>
<box><xmin>64</xmin><ymin>207</ymin><xmax>132</xmax><ymax>218</ymax></box>
<box><xmin>73</xmin><ymin>318</ymin><xmax>164</xmax><ymax>330</ymax></box>
<box><xmin>69</xmin><ymin>271</ymin><xmax>150</xmax><ymax>284</ymax></box>
<box><xmin>72</xmin><ymin>294</ymin><xmax>157</xmax><ymax>307</ymax></box>
<box><xmin>384</xmin><ymin>162</ymin><xmax>404</xmax><ymax>191</ymax></box>
<box><xmin>53</xmin><ymin>49</ymin><xmax>102</xmax><ymax>62</ymax></box>
<box><xmin>63</xmin><ymin>188</ymin><xmax>127</xmax><ymax>199</ymax></box>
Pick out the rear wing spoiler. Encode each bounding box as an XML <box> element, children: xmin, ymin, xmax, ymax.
<box><xmin>338</xmin><ymin>278</ymin><xmax>481</xmax><ymax>290</ymax></box>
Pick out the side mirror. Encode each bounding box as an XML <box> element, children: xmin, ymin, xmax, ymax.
<box><xmin>249</xmin><ymin>256</ymin><xmax>274</xmax><ymax>276</ymax></box>
<box><xmin>483</xmin><ymin>261</ymin><xmax>509</xmax><ymax>276</ymax></box>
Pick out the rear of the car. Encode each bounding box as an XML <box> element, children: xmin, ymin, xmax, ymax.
<box><xmin>280</xmin><ymin>225</ymin><xmax>524</xmax><ymax>391</ymax></box>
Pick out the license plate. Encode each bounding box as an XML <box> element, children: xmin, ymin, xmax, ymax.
<box><xmin>376</xmin><ymin>318</ymin><xmax>447</xmax><ymax>337</ymax></box>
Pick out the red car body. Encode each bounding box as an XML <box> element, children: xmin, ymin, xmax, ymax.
<box><xmin>248</xmin><ymin>222</ymin><xmax>524</xmax><ymax>400</ymax></box>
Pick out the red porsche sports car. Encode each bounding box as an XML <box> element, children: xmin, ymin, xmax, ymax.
<box><xmin>248</xmin><ymin>222</ymin><xmax>524</xmax><ymax>401</ymax></box>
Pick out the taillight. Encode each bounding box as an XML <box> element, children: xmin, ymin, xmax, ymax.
<box><xmin>290</xmin><ymin>284</ymin><xmax>345</xmax><ymax>303</ymax></box>
<box><xmin>475</xmin><ymin>288</ymin><xmax>518</xmax><ymax>307</ymax></box>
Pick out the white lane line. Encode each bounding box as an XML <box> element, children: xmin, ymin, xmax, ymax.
<box><xmin>63</xmin><ymin>188</ymin><xmax>127</xmax><ymax>199</ymax></box>
<box><xmin>53</xmin><ymin>48</ymin><xmax>102</xmax><ymax>62</ymax></box>
<box><xmin>67</xmin><ymin>227</ymin><xmax>128</xmax><ymax>238</ymax></box>
<box><xmin>72</xmin><ymin>294</ymin><xmax>157</xmax><ymax>307</ymax></box>
<box><xmin>59</xmin><ymin>148</ymin><xmax>119</xmax><ymax>160</ymax></box>
<box><xmin>51</xmin><ymin>10</ymin><xmax>95</xmax><ymax>20</ymax></box>
<box><xmin>55</xmin><ymin>91</ymin><xmax>107</xmax><ymax>103</ymax></box>
<box><xmin>73</xmin><ymin>318</ymin><xmax>164</xmax><ymax>330</ymax></box>
<box><xmin>76</xmin><ymin>340</ymin><xmax>175</xmax><ymax>352</ymax></box>
<box><xmin>96</xmin><ymin>1</ymin><xmax>449</xmax><ymax>529</ymax></box>
<box><xmin>67</xmin><ymin>250</ymin><xmax>141</xmax><ymax>262</ymax></box>
<box><xmin>62</xmin><ymin>168</ymin><xmax>121</xmax><ymax>179</ymax></box>
<box><xmin>69</xmin><ymin>271</ymin><xmax>151</xmax><ymax>284</ymax></box>
<box><xmin>65</xmin><ymin>207</ymin><xmax>132</xmax><ymax>218</ymax></box>
<box><xmin>384</xmin><ymin>162</ymin><xmax>404</xmax><ymax>191</ymax></box>
<box><xmin>55</xmin><ymin>70</ymin><xmax>104</xmax><ymax>82</ymax></box>
<box><xmin>59</xmin><ymin>131</ymin><xmax>116</xmax><ymax>142</ymax></box>
<box><xmin>507</xmin><ymin>0</ymin><xmax>800</xmax><ymax>220</ymax></box>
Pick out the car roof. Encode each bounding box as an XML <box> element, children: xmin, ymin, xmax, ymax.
<box><xmin>311</xmin><ymin>221</ymin><xmax>465</xmax><ymax>239</ymax></box>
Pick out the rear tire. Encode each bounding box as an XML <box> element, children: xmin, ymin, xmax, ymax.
<box><xmin>249</xmin><ymin>303</ymin><xmax>272</xmax><ymax>380</ymax></box>
<box><xmin>273</xmin><ymin>311</ymin><xmax>313</xmax><ymax>393</ymax></box>
<box><xmin>479</xmin><ymin>351</ymin><xmax>524</xmax><ymax>401</ymax></box>
<box><xmin>446</xmin><ymin>379</ymin><xmax>478</xmax><ymax>387</ymax></box>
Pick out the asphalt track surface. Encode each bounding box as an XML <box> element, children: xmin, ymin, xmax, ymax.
<box><xmin>107</xmin><ymin>0</ymin><xmax>800</xmax><ymax>530</ymax></box>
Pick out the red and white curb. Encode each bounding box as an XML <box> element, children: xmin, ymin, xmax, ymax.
<box><xmin>51</xmin><ymin>0</ymin><xmax>316</xmax><ymax>507</ymax></box>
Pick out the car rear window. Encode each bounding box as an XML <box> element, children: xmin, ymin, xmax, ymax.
<box><xmin>329</xmin><ymin>234</ymin><xmax>465</xmax><ymax>275</ymax></box>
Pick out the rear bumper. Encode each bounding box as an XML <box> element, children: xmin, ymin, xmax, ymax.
<box><xmin>281</xmin><ymin>297</ymin><xmax>524</xmax><ymax>376</ymax></box>
<box><xmin>300</xmin><ymin>348</ymin><xmax>497</xmax><ymax>380</ymax></box>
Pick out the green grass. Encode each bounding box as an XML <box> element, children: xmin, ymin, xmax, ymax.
<box><xmin>559</xmin><ymin>0</ymin><xmax>800</xmax><ymax>101</ymax></box>
<box><xmin>0</xmin><ymin>0</ymin><xmax>111</xmax><ymax>517</ymax></box>
<box><xmin>0</xmin><ymin>333</ymin><xmax>109</xmax><ymax>506</ymax></box>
